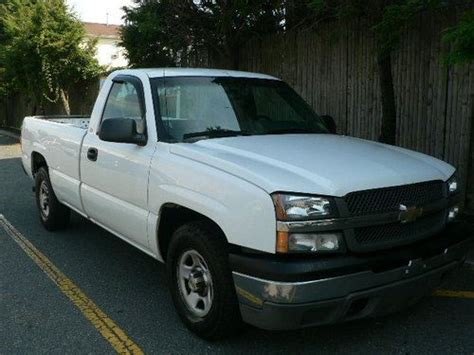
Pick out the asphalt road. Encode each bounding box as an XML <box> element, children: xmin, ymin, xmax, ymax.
<box><xmin>1</xmin><ymin>133</ymin><xmax>474</xmax><ymax>354</ymax></box>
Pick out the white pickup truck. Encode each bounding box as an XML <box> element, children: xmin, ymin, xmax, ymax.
<box><xmin>21</xmin><ymin>68</ymin><xmax>471</xmax><ymax>339</ymax></box>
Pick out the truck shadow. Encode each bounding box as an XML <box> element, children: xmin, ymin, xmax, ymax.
<box><xmin>0</xmin><ymin>134</ymin><xmax>18</xmax><ymax>144</ymax></box>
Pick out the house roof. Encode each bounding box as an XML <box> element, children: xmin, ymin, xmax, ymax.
<box><xmin>83</xmin><ymin>22</ymin><xmax>120</xmax><ymax>38</ymax></box>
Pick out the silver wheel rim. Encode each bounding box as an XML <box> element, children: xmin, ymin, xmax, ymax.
<box><xmin>39</xmin><ymin>181</ymin><xmax>50</xmax><ymax>218</ymax></box>
<box><xmin>177</xmin><ymin>249</ymin><xmax>213</xmax><ymax>318</ymax></box>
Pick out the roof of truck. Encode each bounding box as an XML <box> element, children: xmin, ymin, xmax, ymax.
<box><xmin>114</xmin><ymin>68</ymin><xmax>280</xmax><ymax>80</ymax></box>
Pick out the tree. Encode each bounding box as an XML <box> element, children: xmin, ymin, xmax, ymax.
<box><xmin>0</xmin><ymin>0</ymin><xmax>102</xmax><ymax>114</ymax></box>
<box><xmin>121</xmin><ymin>0</ymin><xmax>285</xmax><ymax>69</ymax></box>
<box><xmin>0</xmin><ymin>0</ymin><xmax>8</xmax><ymax>97</ymax></box>
<box><xmin>121</xmin><ymin>1</ymin><xmax>191</xmax><ymax>68</ymax></box>
<box><xmin>443</xmin><ymin>8</ymin><xmax>474</xmax><ymax>65</ymax></box>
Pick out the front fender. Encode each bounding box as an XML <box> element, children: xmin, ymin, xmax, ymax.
<box><xmin>148</xmin><ymin>146</ymin><xmax>277</xmax><ymax>257</ymax></box>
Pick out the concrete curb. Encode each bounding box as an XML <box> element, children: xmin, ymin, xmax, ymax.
<box><xmin>0</xmin><ymin>128</ymin><xmax>20</xmax><ymax>140</ymax></box>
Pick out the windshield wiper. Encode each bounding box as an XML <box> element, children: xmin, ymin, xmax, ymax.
<box><xmin>182</xmin><ymin>129</ymin><xmax>249</xmax><ymax>142</ymax></box>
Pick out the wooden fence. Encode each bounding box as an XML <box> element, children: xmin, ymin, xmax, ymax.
<box><xmin>0</xmin><ymin>80</ymin><xmax>99</xmax><ymax>129</ymax></box>
<box><xmin>239</xmin><ymin>13</ymin><xmax>474</xmax><ymax>206</ymax></box>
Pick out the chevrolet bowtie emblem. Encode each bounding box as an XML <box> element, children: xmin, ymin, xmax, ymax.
<box><xmin>399</xmin><ymin>204</ymin><xmax>423</xmax><ymax>223</ymax></box>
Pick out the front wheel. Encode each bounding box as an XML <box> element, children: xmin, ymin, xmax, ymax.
<box><xmin>167</xmin><ymin>221</ymin><xmax>243</xmax><ymax>340</ymax></box>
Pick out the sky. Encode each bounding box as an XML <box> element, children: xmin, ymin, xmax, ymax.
<box><xmin>66</xmin><ymin>0</ymin><xmax>135</xmax><ymax>25</ymax></box>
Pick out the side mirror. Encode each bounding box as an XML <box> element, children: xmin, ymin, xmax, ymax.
<box><xmin>99</xmin><ymin>118</ymin><xmax>147</xmax><ymax>146</ymax></box>
<box><xmin>321</xmin><ymin>115</ymin><xmax>337</xmax><ymax>134</ymax></box>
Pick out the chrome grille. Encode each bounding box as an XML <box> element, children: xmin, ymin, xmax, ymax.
<box><xmin>345</xmin><ymin>181</ymin><xmax>445</xmax><ymax>216</ymax></box>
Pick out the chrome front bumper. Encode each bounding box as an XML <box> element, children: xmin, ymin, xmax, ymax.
<box><xmin>232</xmin><ymin>236</ymin><xmax>471</xmax><ymax>330</ymax></box>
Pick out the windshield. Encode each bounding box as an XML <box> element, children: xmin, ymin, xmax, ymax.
<box><xmin>152</xmin><ymin>76</ymin><xmax>329</xmax><ymax>142</ymax></box>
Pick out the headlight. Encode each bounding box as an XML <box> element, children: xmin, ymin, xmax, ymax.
<box><xmin>447</xmin><ymin>174</ymin><xmax>458</xmax><ymax>195</ymax></box>
<box><xmin>291</xmin><ymin>232</ymin><xmax>342</xmax><ymax>253</ymax></box>
<box><xmin>272</xmin><ymin>193</ymin><xmax>337</xmax><ymax>221</ymax></box>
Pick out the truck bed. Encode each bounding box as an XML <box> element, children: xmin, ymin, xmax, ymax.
<box><xmin>31</xmin><ymin>115</ymin><xmax>90</xmax><ymax>130</ymax></box>
<box><xmin>21</xmin><ymin>115</ymin><xmax>91</xmax><ymax>213</ymax></box>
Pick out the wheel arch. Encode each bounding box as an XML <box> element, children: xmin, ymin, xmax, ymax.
<box><xmin>156</xmin><ymin>203</ymin><xmax>229</xmax><ymax>262</ymax></box>
<box><xmin>31</xmin><ymin>151</ymin><xmax>48</xmax><ymax>176</ymax></box>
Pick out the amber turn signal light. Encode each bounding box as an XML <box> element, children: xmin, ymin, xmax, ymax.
<box><xmin>276</xmin><ymin>231</ymin><xmax>289</xmax><ymax>253</ymax></box>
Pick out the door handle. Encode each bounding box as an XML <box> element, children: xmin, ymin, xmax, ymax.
<box><xmin>87</xmin><ymin>148</ymin><xmax>98</xmax><ymax>162</ymax></box>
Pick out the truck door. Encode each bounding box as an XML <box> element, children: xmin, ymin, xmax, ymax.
<box><xmin>80</xmin><ymin>75</ymin><xmax>155</xmax><ymax>250</ymax></box>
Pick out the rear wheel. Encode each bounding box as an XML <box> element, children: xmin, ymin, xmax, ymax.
<box><xmin>35</xmin><ymin>167</ymin><xmax>70</xmax><ymax>231</ymax></box>
<box><xmin>167</xmin><ymin>221</ymin><xmax>243</xmax><ymax>340</ymax></box>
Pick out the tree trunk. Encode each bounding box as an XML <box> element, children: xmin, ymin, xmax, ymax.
<box><xmin>60</xmin><ymin>89</ymin><xmax>71</xmax><ymax>116</ymax></box>
<box><xmin>377</xmin><ymin>53</ymin><xmax>397</xmax><ymax>145</ymax></box>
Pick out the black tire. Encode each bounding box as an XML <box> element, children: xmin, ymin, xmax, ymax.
<box><xmin>35</xmin><ymin>167</ymin><xmax>71</xmax><ymax>231</ymax></box>
<box><xmin>167</xmin><ymin>221</ymin><xmax>243</xmax><ymax>340</ymax></box>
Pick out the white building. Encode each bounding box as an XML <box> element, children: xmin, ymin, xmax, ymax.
<box><xmin>83</xmin><ymin>22</ymin><xmax>129</xmax><ymax>69</ymax></box>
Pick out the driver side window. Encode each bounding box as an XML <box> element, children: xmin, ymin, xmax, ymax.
<box><xmin>102</xmin><ymin>81</ymin><xmax>145</xmax><ymax>134</ymax></box>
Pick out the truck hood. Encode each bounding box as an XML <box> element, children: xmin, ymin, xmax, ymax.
<box><xmin>169</xmin><ymin>134</ymin><xmax>455</xmax><ymax>196</ymax></box>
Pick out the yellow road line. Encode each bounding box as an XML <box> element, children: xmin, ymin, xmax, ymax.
<box><xmin>0</xmin><ymin>215</ymin><xmax>144</xmax><ymax>355</ymax></box>
<box><xmin>433</xmin><ymin>289</ymin><xmax>474</xmax><ymax>299</ymax></box>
